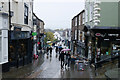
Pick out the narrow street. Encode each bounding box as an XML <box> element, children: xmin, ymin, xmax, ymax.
<box><xmin>0</xmin><ymin>0</ymin><xmax>120</xmax><ymax>79</ymax></box>
<box><xmin>28</xmin><ymin>48</ymin><xmax>95</xmax><ymax>78</ymax></box>
<box><xmin>2</xmin><ymin>47</ymin><xmax>118</xmax><ymax>79</ymax></box>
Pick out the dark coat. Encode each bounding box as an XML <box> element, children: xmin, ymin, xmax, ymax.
<box><xmin>66</xmin><ymin>53</ymin><xmax>71</xmax><ymax>61</ymax></box>
<box><xmin>59</xmin><ymin>52</ymin><xmax>65</xmax><ymax>61</ymax></box>
<box><xmin>56</xmin><ymin>47</ymin><xmax>58</xmax><ymax>53</ymax></box>
<box><xmin>49</xmin><ymin>47</ymin><xmax>52</xmax><ymax>53</ymax></box>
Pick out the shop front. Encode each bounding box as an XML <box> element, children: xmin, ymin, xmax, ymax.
<box><xmin>9</xmin><ymin>31</ymin><xmax>32</xmax><ymax>68</ymax></box>
<box><xmin>77</xmin><ymin>41</ymin><xmax>85</xmax><ymax>57</ymax></box>
<box><xmin>91</xmin><ymin>29</ymin><xmax>120</xmax><ymax>63</ymax></box>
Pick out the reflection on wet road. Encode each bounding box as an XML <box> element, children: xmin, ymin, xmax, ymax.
<box><xmin>27</xmin><ymin>48</ymin><xmax>96</xmax><ymax>78</ymax></box>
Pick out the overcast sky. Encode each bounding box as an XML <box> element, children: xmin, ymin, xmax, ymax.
<box><xmin>33</xmin><ymin>0</ymin><xmax>85</xmax><ymax>30</ymax></box>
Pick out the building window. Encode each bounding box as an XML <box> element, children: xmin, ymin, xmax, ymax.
<box><xmin>78</xmin><ymin>30</ymin><xmax>80</xmax><ymax>40</ymax></box>
<box><xmin>82</xmin><ymin>13</ymin><xmax>85</xmax><ymax>24</ymax></box>
<box><xmin>79</xmin><ymin>15</ymin><xmax>81</xmax><ymax>25</ymax></box>
<box><xmin>75</xmin><ymin>30</ymin><xmax>77</xmax><ymax>40</ymax></box>
<box><xmin>82</xmin><ymin>32</ymin><xmax>85</xmax><ymax>42</ymax></box>
<box><xmin>85</xmin><ymin>8</ymin><xmax>88</xmax><ymax>22</ymax></box>
<box><xmin>75</xmin><ymin>17</ymin><xmax>77</xmax><ymax>26</ymax></box>
<box><xmin>89</xmin><ymin>4</ymin><xmax>93</xmax><ymax>21</ymax></box>
<box><xmin>24</xmin><ymin>3</ymin><xmax>28</xmax><ymax>24</ymax></box>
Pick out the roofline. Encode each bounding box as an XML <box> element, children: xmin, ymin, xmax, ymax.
<box><xmin>72</xmin><ymin>10</ymin><xmax>85</xmax><ymax>20</ymax></box>
<box><xmin>33</xmin><ymin>13</ymin><xmax>45</xmax><ymax>24</ymax></box>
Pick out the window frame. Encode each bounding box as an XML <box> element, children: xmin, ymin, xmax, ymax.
<box><xmin>75</xmin><ymin>17</ymin><xmax>77</xmax><ymax>26</ymax></box>
<box><xmin>24</xmin><ymin>3</ymin><xmax>29</xmax><ymax>24</ymax></box>
<box><xmin>79</xmin><ymin>15</ymin><xmax>81</xmax><ymax>25</ymax></box>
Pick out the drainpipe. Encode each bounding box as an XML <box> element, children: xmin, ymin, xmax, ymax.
<box><xmin>8</xmin><ymin>0</ymin><xmax>12</xmax><ymax>63</ymax></box>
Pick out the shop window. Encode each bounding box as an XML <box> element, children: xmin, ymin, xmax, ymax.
<box><xmin>9</xmin><ymin>45</ymin><xmax>15</xmax><ymax>61</ymax></box>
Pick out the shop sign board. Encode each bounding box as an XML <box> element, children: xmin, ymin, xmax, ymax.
<box><xmin>11</xmin><ymin>31</ymin><xmax>30</xmax><ymax>40</ymax></box>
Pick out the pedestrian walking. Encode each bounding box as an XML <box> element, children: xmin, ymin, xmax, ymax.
<box><xmin>59</xmin><ymin>45</ymin><xmax>63</xmax><ymax>54</ymax></box>
<box><xmin>56</xmin><ymin>46</ymin><xmax>58</xmax><ymax>53</ymax></box>
<box><xmin>67</xmin><ymin>52</ymin><xmax>71</xmax><ymax>68</ymax></box>
<box><xmin>59</xmin><ymin>51</ymin><xmax>65</xmax><ymax>69</ymax></box>
<box><xmin>64</xmin><ymin>52</ymin><xmax>71</xmax><ymax>68</ymax></box>
<box><xmin>46</xmin><ymin>47</ymin><xmax>49</xmax><ymax>55</ymax></box>
<box><xmin>56</xmin><ymin>46</ymin><xmax>58</xmax><ymax>58</ymax></box>
<box><xmin>49</xmin><ymin>46</ymin><xmax>52</xmax><ymax>56</ymax></box>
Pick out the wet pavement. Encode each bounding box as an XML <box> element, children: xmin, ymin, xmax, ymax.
<box><xmin>26</xmin><ymin>48</ymin><xmax>96</xmax><ymax>78</ymax></box>
<box><xmin>2</xmin><ymin>47</ymin><xmax>118</xmax><ymax>79</ymax></box>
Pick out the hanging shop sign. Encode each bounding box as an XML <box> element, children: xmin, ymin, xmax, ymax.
<box><xmin>95</xmin><ymin>33</ymin><xmax>101</xmax><ymax>36</ymax></box>
<box><xmin>32</xmin><ymin>32</ymin><xmax>37</xmax><ymax>36</ymax></box>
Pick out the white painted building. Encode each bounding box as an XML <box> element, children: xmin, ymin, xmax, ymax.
<box><xmin>11</xmin><ymin>0</ymin><xmax>33</xmax><ymax>31</ymax></box>
<box><xmin>0</xmin><ymin>12</ymin><xmax>9</xmax><ymax>64</ymax></box>
<box><xmin>0</xmin><ymin>0</ymin><xmax>9</xmax><ymax>65</ymax></box>
<box><xmin>0</xmin><ymin>1</ymin><xmax>34</xmax><ymax>71</ymax></box>
<box><xmin>54</xmin><ymin>31</ymin><xmax>62</xmax><ymax>40</ymax></box>
<box><xmin>0</xmin><ymin>0</ymin><xmax>33</xmax><ymax>31</ymax></box>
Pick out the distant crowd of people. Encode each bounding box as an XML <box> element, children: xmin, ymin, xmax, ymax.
<box><xmin>46</xmin><ymin>45</ymin><xmax>71</xmax><ymax>69</ymax></box>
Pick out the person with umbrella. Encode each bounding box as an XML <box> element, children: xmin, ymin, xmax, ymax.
<box><xmin>59</xmin><ymin>45</ymin><xmax>63</xmax><ymax>54</ymax></box>
<box><xmin>61</xmin><ymin>49</ymin><xmax>71</xmax><ymax>68</ymax></box>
